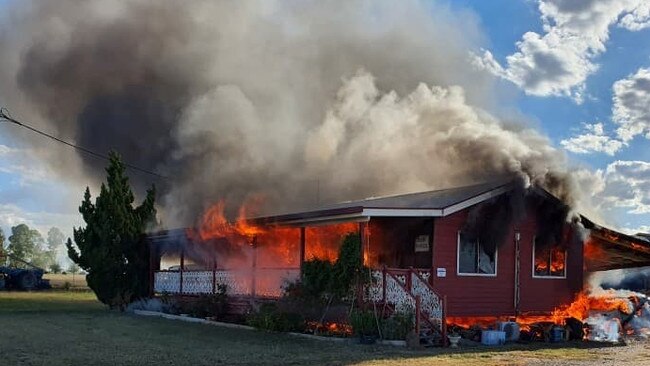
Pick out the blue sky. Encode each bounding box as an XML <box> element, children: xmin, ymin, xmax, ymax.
<box><xmin>0</xmin><ymin>0</ymin><xmax>649</xmax><ymax>241</ymax></box>
<box><xmin>460</xmin><ymin>0</ymin><xmax>650</xmax><ymax>232</ymax></box>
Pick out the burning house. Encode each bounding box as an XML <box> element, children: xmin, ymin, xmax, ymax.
<box><xmin>149</xmin><ymin>179</ymin><xmax>650</xmax><ymax>342</ymax></box>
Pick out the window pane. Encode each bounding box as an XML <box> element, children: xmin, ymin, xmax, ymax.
<box><xmin>534</xmin><ymin>243</ymin><xmax>550</xmax><ymax>276</ymax></box>
<box><xmin>550</xmin><ymin>248</ymin><xmax>566</xmax><ymax>277</ymax></box>
<box><xmin>458</xmin><ymin>233</ymin><xmax>478</xmax><ymax>273</ymax></box>
<box><xmin>478</xmin><ymin>246</ymin><xmax>496</xmax><ymax>274</ymax></box>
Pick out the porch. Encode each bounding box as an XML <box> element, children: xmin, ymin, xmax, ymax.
<box><xmin>148</xmin><ymin>216</ymin><xmax>446</xmax><ymax>343</ymax></box>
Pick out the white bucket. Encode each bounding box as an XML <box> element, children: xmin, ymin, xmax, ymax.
<box><xmin>481</xmin><ymin>330</ymin><xmax>506</xmax><ymax>346</ymax></box>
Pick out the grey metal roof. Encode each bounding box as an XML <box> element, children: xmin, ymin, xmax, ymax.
<box><xmin>253</xmin><ymin>179</ymin><xmax>516</xmax><ymax>225</ymax></box>
<box><xmin>322</xmin><ymin>180</ymin><xmax>513</xmax><ymax>210</ymax></box>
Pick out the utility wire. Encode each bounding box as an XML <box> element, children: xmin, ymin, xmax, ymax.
<box><xmin>0</xmin><ymin>107</ymin><xmax>167</xmax><ymax>179</ymax></box>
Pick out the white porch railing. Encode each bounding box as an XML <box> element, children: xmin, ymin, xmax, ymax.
<box><xmin>154</xmin><ymin>268</ymin><xmax>300</xmax><ymax>297</ymax></box>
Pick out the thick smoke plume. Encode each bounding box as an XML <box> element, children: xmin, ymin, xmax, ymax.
<box><xmin>0</xmin><ymin>0</ymin><xmax>583</xmax><ymax>227</ymax></box>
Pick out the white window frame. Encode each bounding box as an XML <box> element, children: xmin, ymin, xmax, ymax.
<box><xmin>531</xmin><ymin>237</ymin><xmax>567</xmax><ymax>279</ymax></box>
<box><xmin>456</xmin><ymin>231</ymin><xmax>498</xmax><ymax>277</ymax></box>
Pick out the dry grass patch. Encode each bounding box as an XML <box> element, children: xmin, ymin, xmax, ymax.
<box><xmin>44</xmin><ymin>273</ymin><xmax>88</xmax><ymax>289</ymax></box>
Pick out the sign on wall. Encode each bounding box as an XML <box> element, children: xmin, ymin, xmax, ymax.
<box><xmin>414</xmin><ymin>235</ymin><xmax>430</xmax><ymax>252</ymax></box>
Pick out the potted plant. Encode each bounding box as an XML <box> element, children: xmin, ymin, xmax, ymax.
<box><xmin>448</xmin><ymin>332</ymin><xmax>462</xmax><ymax>348</ymax></box>
<box><xmin>350</xmin><ymin>309</ymin><xmax>379</xmax><ymax>344</ymax></box>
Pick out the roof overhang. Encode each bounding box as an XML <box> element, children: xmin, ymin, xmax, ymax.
<box><xmin>583</xmin><ymin>217</ymin><xmax>650</xmax><ymax>272</ymax></box>
<box><xmin>255</xmin><ymin>182</ymin><xmax>514</xmax><ymax>226</ymax></box>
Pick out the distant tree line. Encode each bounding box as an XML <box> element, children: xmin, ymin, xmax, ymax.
<box><xmin>0</xmin><ymin>225</ymin><xmax>77</xmax><ymax>273</ymax></box>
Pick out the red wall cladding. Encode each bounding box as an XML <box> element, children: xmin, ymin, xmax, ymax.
<box><xmin>430</xmin><ymin>200</ymin><xmax>584</xmax><ymax>317</ymax></box>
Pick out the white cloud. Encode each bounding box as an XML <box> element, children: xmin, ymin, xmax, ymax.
<box><xmin>560</xmin><ymin>65</ymin><xmax>650</xmax><ymax>155</ymax></box>
<box><xmin>619</xmin><ymin>3</ymin><xmax>650</xmax><ymax>31</ymax></box>
<box><xmin>0</xmin><ymin>144</ymin><xmax>56</xmax><ymax>185</ymax></box>
<box><xmin>0</xmin><ymin>144</ymin><xmax>18</xmax><ymax>156</ymax></box>
<box><xmin>613</xmin><ymin>67</ymin><xmax>650</xmax><ymax>142</ymax></box>
<box><xmin>0</xmin><ymin>203</ymin><xmax>80</xmax><ymax>240</ymax></box>
<box><xmin>0</xmin><ymin>144</ymin><xmax>83</xmax><ymax>242</ymax></box>
<box><xmin>588</xmin><ymin>160</ymin><xmax>650</xmax><ymax>215</ymax></box>
<box><xmin>560</xmin><ymin>122</ymin><xmax>624</xmax><ymax>155</ymax></box>
<box><xmin>474</xmin><ymin>0</ymin><xmax>648</xmax><ymax>101</ymax></box>
<box><xmin>619</xmin><ymin>225</ymin><xmax>650</xmax><ymax>235</ymax></box>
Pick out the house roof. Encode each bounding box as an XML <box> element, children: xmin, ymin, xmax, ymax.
<box><xmin>582</xmin><ymin>217</ymin><xmax>650</xmax><ymax>272</ymax></box>
<box><xmin>252</xmin><ymin>179</ymin><xmax>515</xmax><ymax>226</ymax></box>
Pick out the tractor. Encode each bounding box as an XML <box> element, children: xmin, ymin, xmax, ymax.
<box><xmin>0</xmin><ymin>252</ymin><xmax>51</xmax><ymax>290</ymax></box>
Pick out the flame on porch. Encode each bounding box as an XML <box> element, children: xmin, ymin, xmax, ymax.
<box><xmin>192</xmin><ymin>200</ymin><xmax>359</xmax><ymax>266</ymax></box>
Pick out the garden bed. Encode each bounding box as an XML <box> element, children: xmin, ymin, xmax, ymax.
<box><xmin>133</xmin><ymin>309</ymin><xmax>406</xmax><ymax>346</ymax></box>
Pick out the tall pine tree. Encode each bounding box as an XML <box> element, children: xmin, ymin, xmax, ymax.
<box><xmin>67</xmin><ymin>152</ymin><xmax>156</xmax><ymax>308</ymax></box>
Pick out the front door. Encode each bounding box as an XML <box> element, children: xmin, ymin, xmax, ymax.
<box><xmin>369</xmin><ymin>217</ymin><xmax>433</xmax><ymax>268</ymax></box>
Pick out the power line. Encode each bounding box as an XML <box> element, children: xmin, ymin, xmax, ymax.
<box><xmin>0</xmin><ymin>108</ymin><xmax>168</xmax><ymax>179</ymax></box>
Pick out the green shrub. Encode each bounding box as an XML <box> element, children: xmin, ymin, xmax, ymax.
<box><xmin>288</xmin><ymin>232</ymin><xmax>368</xmax><ymax>302</ymax></box>
<box><xmin>299</xmin><ymin>259</ymin><xmax>335</xmax><ymax>299</ymax></box>
<box><xmin>350</xmin><ymin>309</ymin><xmax>380</xmax><ymax>337</ymax></box>
<box><xmin>246</xmin><ymin>303</ymin><xmax>304</xmax><ymax>332</ymax></box>
<box><xmin>381</xmin><ymin>311</ymin><xmax>414</xmax><ymax>340</ymax></box>
<box><xmin>332</xmin><ymin>233</ymin><xmax>366</xmax><ymax>298</ymax></box>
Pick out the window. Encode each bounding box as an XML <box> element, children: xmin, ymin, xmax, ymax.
<box><xmin>457</xmin><ymin>232</ymin><xmax>496</xmax><ymax>275</ymax></box>
<box><xmin>533</xmin><ymin>239</ymin><xmax>566</xmax><ymax>278</ymax></box>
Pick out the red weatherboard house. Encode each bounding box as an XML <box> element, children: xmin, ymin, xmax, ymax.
<box><xmin>149</xmin><ymin>180</ymin><xmax>650</xmax><ymax>341</ymax></box>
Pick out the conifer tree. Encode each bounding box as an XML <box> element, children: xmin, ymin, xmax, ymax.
<box><xmin>67</xmin><ymin>152</ymin><xmax>156</xmax><ymax>308</ymax></box>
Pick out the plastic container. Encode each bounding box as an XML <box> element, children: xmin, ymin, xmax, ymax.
<box><xmin>481</xmin><ymin>330</ymin><xmax>506</xmax><ymax>345</ymax></box>
<box><xmin>549</xmin><ymin>326</ymin><xmax>565</xmax><ymax>343</ymax></box>
<box><xmin>497</xmin><ymin>322</ymin><xmax>520</xmax><ymax>341</ymax></box>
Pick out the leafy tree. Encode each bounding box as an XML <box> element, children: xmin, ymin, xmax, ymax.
<box><xmin>67</xmin><ymin>260</ymin><xmax>80</xmax><ymax>274</ymax></box>
<box><xmin>50</xmin><ymin>262</ymin><xmax>62</xmax><ymax>273</ymax></box>
<box><xmin>47</xmin><ymin>227</ymin><xmax>65</xmax><ymax>252</ymax></box>
<box><xmin>45</xmin><ymin>227</ymin><xmax>66</xmax><ymax>269</ymax></box>
<box><xmin>67</xmin><ymin>152</ymin><xmax>156</xmax><ymax>309</ymax></box>
<box><xmin>7</xmin><ymin>224</ymin><xmax>46</xmax><ymax>267</ymax></box>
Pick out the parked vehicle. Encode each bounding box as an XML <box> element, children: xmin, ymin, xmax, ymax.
<box><xmin>0</xmin><ymin>253</ymin><xmax>51</xmax><ymax>290</ymax></box>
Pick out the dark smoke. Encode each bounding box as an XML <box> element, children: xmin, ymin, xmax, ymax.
<box><xmin>0</xmin><ymin>1</ymin><xmax>585</xmax><ymax>228</ymax></box>
<box><xmin>462</xmin><ymin>181</ymin><xmax>527</xmax><ymax>255</ymax></box>
<box><xmin>531</xmin><ymin>193</ymin><xmax>571</xmax><ymax>250</ymax></box>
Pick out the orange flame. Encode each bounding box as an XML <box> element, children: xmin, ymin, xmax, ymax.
<box><xmin>584</xmin><ymin>239</ymin><xmax>604</xmax><ymax>260</ymax></box>
<box><xmin>306</xmin><ymin>321</ymin><xmax>353</xmax><ymax>336</ymax></box>
<box><xmin>194</xmin><ymin>199</ymin><xmax>361</xmax><ymax>267</ymax></box>
<box><xmin>305</xmin><ymin>223</ymin><xmax>359</xmax><ymax>262</ymax></box>
<box><xmin>447</xmin><ymin>290</ymin><xmax>634</xmax><ymax>331</ymax></box>
<box><xmin>534</xmin><ymin>245</ymin><xmax>566</xmax><ymax>276</ymax></box>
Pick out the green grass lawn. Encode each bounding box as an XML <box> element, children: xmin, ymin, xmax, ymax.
<box><xmin>0</xmin><ymin>291</ymin><xmax>624</xmax><ymax>366</ymax></box>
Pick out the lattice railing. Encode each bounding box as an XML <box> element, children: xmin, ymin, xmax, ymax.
<box><xmin>410</xmin><ymin>271</ymin><xmax>443</xmax><ymax>320</ymax></box>
<box><xmin>367</xmin><ymin>267</ymin><xmax>445</xmax><ymax>338</ymax></box>
<box><xmin>182</xmin><ymin>271</ymin><xmax>213</xmax><ymax>294</ymax></box>
<box><xmin>154</xmin><ymin>269</ymin><xmax>300</xmax><ymax>297</ymax></box>
<box><xmin>154</xmin><ymin>271</ymin><xmax>180</xmax><ymax>293</ymax></box>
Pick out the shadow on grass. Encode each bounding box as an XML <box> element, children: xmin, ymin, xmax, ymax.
<box><xmin>0</xmin><ymin>291</ymin><xmax>628</xmax><ymax>366</ymax></box>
